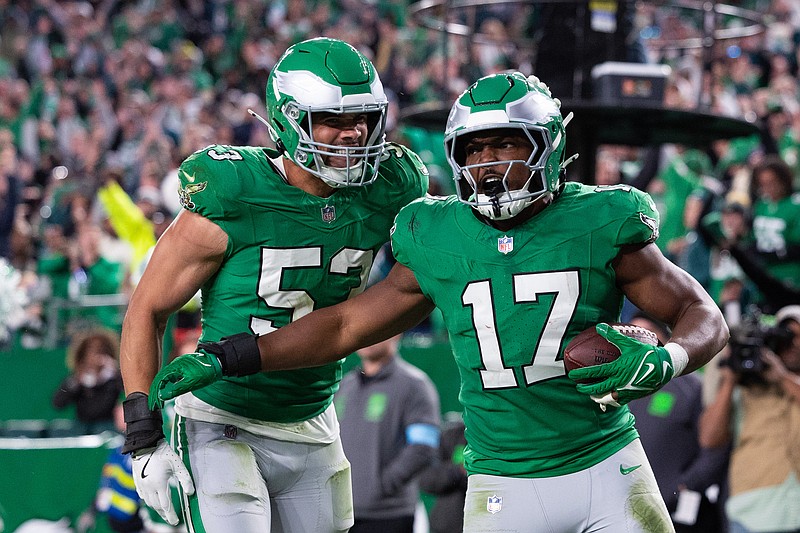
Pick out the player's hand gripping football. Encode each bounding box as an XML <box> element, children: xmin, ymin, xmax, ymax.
<box><xmin>131</xmin><ymin>440</ymin><xmax>195</xmax><ymax>525</ymax></box>
<box><xmin>148</xmin><ymin>349</ymin><xmax>222</xmax><ymax>409</ymax></box>
<box><xmin>568</xmin><ymin>323</ymin><xmax>685</xmax><ymax>408</ymax></box>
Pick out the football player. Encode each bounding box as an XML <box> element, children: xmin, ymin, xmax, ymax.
<box><xmin>119</xmin><ymin>37</ymin><xmax>429</xmax><ymax>532</ymax></box>
<box><xmin>149</xmin><ymin>72</ymin><xmax>728</xmax><ymax>532</ymax></box>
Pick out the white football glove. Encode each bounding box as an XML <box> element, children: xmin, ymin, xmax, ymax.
<box><xmin>131</xmin><ymin>439</ymin><xmax>195</xmax><ymax>525</ymax></box>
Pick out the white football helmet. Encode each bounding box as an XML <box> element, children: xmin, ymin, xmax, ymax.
<box><xmin>444</xmin><ymin>72</ymin><xmax>574</xmax><ymax>219</ymax></box>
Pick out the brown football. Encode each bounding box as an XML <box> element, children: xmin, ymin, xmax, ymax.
<box><xmin>563</xmin><ymin>323</ymin><xmax>659</xmax><ymax>384</ymax></box>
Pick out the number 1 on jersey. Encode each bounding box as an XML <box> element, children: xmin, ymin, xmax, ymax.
<box><xmin>462</xmin><ymin>270</ymin><xmax>580</xmax><ymax>390</ymax></box>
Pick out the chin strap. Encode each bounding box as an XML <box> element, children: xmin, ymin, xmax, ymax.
<box><xmin>490</xmin><ymin>196</ymin><xmax>502</xmax><ymax>218</ymax></box>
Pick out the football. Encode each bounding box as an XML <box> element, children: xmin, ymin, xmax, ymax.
<box><xmin>563</xmin><ymin>323</ymin><xmax>659</xmax><ymax>384</ymax></box>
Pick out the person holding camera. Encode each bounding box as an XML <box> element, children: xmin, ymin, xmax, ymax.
<box><xmin>700</xmin><ymin>306</ymin><xmax>800</xmax><ymax>533</ymax></box>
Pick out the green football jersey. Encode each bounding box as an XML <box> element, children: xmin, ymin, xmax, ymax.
<box><xmin>392</xmin><ymin>182</ymin><xmax>660</xmax><ymax>477</ymax></box>
<box><xmin>752</xmin><ymin>193</ymin><xmax>800</xmax><ymax>286</ymax></box>
<box><xmin>177</xmin><ymin>143</ymin><xmax>428</xmax><ymax>422</ymax></box>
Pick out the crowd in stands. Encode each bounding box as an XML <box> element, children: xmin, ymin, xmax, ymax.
<box><xmin>1</xmin><ymin>1</ymin><xmax>799</xmax><ymax>531</ymax></box>
<box><xmin>0</xmin><ymin>0</ymin><xmax>798</xmax><ymax>345</ymax></box>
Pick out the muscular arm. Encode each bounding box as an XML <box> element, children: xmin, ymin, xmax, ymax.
<box><xmin>615</xmin><ymin>243</ymin><xmax>729</xmax><ymax>374</ymax></box>
<box><xmin>120</xmin><ymin>210</ymin><xmax>226</xmax><ymax>395</ymax></box>
<box><xmin>257</xmin><ymin>262</ymin><xmax>435</xmax><ymax>371</ymax></box>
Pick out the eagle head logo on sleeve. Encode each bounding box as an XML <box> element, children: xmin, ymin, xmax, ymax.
<box><xmin>178</xmin><ymin>182</ymin><xmax>208</xmax><ymax>210</ymax></box>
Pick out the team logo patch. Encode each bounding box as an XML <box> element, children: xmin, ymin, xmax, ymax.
<box><xmin>487</xmin><ymin>494</ymin><xmax>503</xmax><ymax>514</ymax></box>
<box><xmin>321</xmin><ymin>205</ymin><xmax>336</xmax><ymax>223</ymax></box>
<box><xmin>498</xmin><ymin>235</ymin><xmax>513</xmax><ymax>254</ymax></box>
<box><xmin>639</xmin><ymin>212</ymin><xmax>659</xmax><ymax>242</ymax></box>
<box><xmin>178</xmin><ymin>182</ymin><xmax>208</xmax><ymax>210</ymax></box>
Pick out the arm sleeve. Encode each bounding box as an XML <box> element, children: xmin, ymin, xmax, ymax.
<box><xmin>677</xmin><ymin>445</ymin><xmax>730</xmax><ymax>492</ymax></box>
<box><xmin>728</xmin><ymin>243</ymin><xmax>800</xmax><ymax>308</ymax></box>
<box><xmin>616</xmin><ymin>188</ymin><xmax>661</xmax><ymax>247</ymax></box>
<box><xmin>755</xmin><ymin>243</ymin><xmax>800</xmax><ymax>262</ymax></box>
<box><xmin>379</xmin><ymin>443</ymin><xmax>439</xmax><ymax>496</ymax></box>
<box><xmin>379</xmin><ymin>375</ymin><xmax>441</xmax><ymax>495</ymax></box>
<box><xmin>52</xmin><ymin>375</ymin><xmax>80</xmax><ymax>409</ymax></box>
<box><xmin>418</xmin><ymin>424</ymin><xmax>468</xmax><ymax>495</ymax></box>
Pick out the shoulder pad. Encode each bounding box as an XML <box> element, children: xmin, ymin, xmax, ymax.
<box><xmin>381</xmin><ymin>142</ymin><xmax>430</xmax><ymax>177</ymax></box>
<box><xmin>177</xmin><ymin>145</ymin><xmax>252</xmax><ymax>214</ymax></box>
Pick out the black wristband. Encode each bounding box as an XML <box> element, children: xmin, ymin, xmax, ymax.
<box><xmin>198</xmin><ymin>333</ymin><xmax>261</xmax><ymax>377</ymax></box>
<box><xmin>120</xmin><ymin>392</ymin><xmax>164</xmax><ymax>455</ymax></box>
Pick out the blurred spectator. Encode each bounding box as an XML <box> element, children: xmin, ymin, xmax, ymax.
<box><xmin>76</xmin><ymin>400</ymin><xmax>185</xmax><ymax>533</ymax></box>
<box><xmin>418</xmin><ymin>413</ymin><xmax>468</xmax><ymax>533</ymax></box>
<box><xmin>700</xmin><ymin>305</ymin><xmax>800</xmax><ymax>533</ymax></box>
<box><xmin>96</xmin><ymin>176</ymin><xmax>165</xmax><ymax>281</ymax></box>
<box><xmin>52</xmin><ymin>327</ymin><xmax>123</xmax><ymax>434</ymax></box>
<box><xmin>38</xmin><ymin>218</ymin><xmax>126</xmax><ymax>332</ymax></box>
<box><xmin>0</xmin><ymin>2</ymin><xmax>792</xmax><ymax>328</ymax></box>
<box><xmin>650</xmin><ymin>147</ymin><xmax>714</xmax><ymax>266</ymax></box>
<box><xmin>628</xmin><ymin>313</ymin><xmax>729</xmax><ymax>533</ymax></box>
<box><xmin>698</xmin><ymin>200</ymin><xmax>754</xmax><ymax>313</ymax></box>
<box><xmin>0</xmin><ymin>134</ymin><xmax>22</xmax><ymax>259</ymax></box>
<box><xmin>700</xmin><ymin>210</ymin><xmax>800</xmax><ymax>335</ymax></box>
<box><xmin>335</xmin><ymin>335</ymin><xmax>441</xmax><ymax>533</ymax></box>
<box><xmin>0</xmin><ymin>257</ymin><xmax>29</xmax><ymax>348</ymax></box>
<box><xmin>749</xmin><ymin>156</ymin><xmax>800</xmax><ymax>305</ymax></box>
<box><xmin>594</xmin><ymin>146</ymin><xmax>623</xmax><ymax>185</ymax></box>
<box><xmin>0</xmin><ymin>1</ymin><xmax>799</xmax><ymax>531</ymax></box>
<box><xmin>76</xmin><ymin>401</ymin><xmax>145</xmax><ymax>533</ymax></box>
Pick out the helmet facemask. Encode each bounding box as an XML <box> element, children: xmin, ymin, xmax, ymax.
<box><xmin>444</xmin><ymin>72</ymin><xmax>574</xmax><ymax>220</ymax></box>
<box><xmin>449</xmin><ymin>123</ymin><xmax>557</xmax><ymax>220</ymax></box>
<box><xmin>280</xmin><ymin>100</ymin><xmax>388</xmax><ymax>188</ymax></box>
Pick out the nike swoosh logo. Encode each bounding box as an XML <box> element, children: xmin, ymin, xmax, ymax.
<box><xmin>140</xmin><ymin>453</ymin><xmax>153</xmax><ymax>479</ymax></box>
<box><xmin>620</xmin><ymin>464</ymin><xmax>642</xmax><ymax>475</ymax></box>
<box><xmin>634</xmin><ymin>362</ymin><xmax>656</xmax><ymax>385</ymax></box>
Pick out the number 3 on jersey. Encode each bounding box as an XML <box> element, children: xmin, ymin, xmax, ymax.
<box><xmin>463</xmin><ymin>270</ymin><xmax>580</xmax><ymax>389</ymax></box>
<box><xmin>250</xmin><ymin>247</ymin><xmax>374</xmax><ymax>334</ymax></box>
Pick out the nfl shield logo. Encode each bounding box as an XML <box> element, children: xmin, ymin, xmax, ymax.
<box><xmin>498</xmin><ymin>235</ymin><xmax>513</xmax><ymax>254</ymax></box>
<box><xmin>321</xmin><ymin>205</ymin><xmax>336</xmax><ymax>223</ymax></box>
<box><xmin>487</xmin><ymin>494</ymin><xmax>502</xmax><ymax>514</ymax></box>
